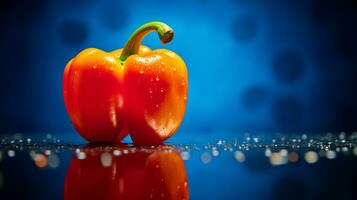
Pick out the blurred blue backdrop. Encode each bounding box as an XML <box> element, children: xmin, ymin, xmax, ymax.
<box><xmin>1</xmin><ymin>0</ymin><xmax>357</xmax><ymax>134</ymax></box>
<box><xmin>1</xmin><ymin>1</ymin><xmax>357</xmax><ymax>199</ymax></box>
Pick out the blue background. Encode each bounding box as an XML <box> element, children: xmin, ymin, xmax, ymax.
<box><xmin>1</xmin><ymin>0</ymin><xmax>357</xmax><ymax>134</ymax></box>
<box><xmin>0</xmin><ymin>1</ymin><xmax>357</xmax><ymax>199</ymax></box>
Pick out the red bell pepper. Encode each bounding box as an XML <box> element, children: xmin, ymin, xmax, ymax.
<box><xmin>63</xmin><ymin>22</ymin><xmax>188</xmax><ymax>144</ymax></box>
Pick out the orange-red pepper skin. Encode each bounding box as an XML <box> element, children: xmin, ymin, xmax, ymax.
<box><xmin>63</xmin><ymin>47</ymin><xmax>149</xmax><ymax>143</ymax></box>
<box><xmin>63</xmin><ymin>22</ymin><xmax>188</xmax><ymax>144</ymax></box>
<box><xmin>124</xmin><ymin>49</ymin><xmax>188</xmax><ymax>145</ymax></box>
<box><xmin>64</xmin><ymin>145</ymin><xmax>189</xmax><ymax>200</ymax></box>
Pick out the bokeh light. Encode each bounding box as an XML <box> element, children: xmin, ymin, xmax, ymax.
<box><xmin>181</xmin><ymin>151</ymin><xmax>190</xmax><ymax>161</ymax></box>
<box><xmin>288</xmin><ymin>152</ymin><xmax>299</xmax><ymax>162</ymax></box>
<box><xmin>34</xmin><ymin>154</ymin><xmax>48</xmax><ymax>168</ymax></box>
<box><xmin>7</xmin><ymin>150</ymin><xmax>15</xmax><ymax>158</ymax></box>
<box><xmin>200</xmin><ymin>152</ymin><xmax>212</xmax><ymax>164</ymax></box>
<box><xmin>304</xmin><ymin>151</ymin><xmax>318</xmax><ymax>164</ymax></box>
<box><xmin>48</xmin><ymin>154</ymin><xmax>60</xmax><ymax>168</ymax></box>
<box><xmin>100</xmin><ymin>152</ymin><xmax>113</xmax><ymax>167</ymax></box>
<box><xmin>234</xmin><ymin>151</ymin><xmax>245</xmax><ymax>163</ymax></box>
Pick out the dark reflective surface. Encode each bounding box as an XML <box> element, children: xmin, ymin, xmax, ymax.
<box><xmin>0</xmin><ymin>132</ymin><xmax>357</xmax><ymax>200</ymax></box>
<box><xmin>64</xmin><ymin>145</ymin><xmax>189</xmax><ymax>200</ymax></box>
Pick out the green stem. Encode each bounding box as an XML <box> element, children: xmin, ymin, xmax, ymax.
<box><xmin>119</xmin><ymin>21</ymin><xmax>174</xmax><ymax>61</ymax></box>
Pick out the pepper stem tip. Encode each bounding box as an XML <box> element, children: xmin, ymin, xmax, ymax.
<box><xmin>120</xmin><ymin>21</ymin><xmax>174</xmax><ymax>61</ymax></box>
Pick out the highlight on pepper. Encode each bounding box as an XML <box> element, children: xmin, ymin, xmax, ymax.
<box><xmin>63</xmin><ymin>21</ymin><xmax>188</xmax><ymax>145</ymax></box>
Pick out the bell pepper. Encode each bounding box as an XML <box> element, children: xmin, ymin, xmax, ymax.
<box><xmin>63</xmin><ymin>22</ymin><xmax>188</xmax><ymax>144</ymax></box>
<box><xmin>64</xmin><ymin>145</ymin><xmax>189</xmax><ymax>200</ymax></box>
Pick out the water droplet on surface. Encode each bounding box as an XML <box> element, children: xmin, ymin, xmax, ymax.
<box><xmin>172</xmin><ymin>67</ymin><xmax>176</xmax><ymax>72</ymax></box>
<box><xmin>139</xmin><ymin>70</ymin><xmax>144</xmax><ymax>74</ymax></box>
<box><xmin>77</xmin><ymin>152</ymin><xmax>86</xmax><ymax>160</ymax></box>
<box><xmin>44</xmin><ymin>150</ymin><xmax>51</xmax><ymax>156</ymax></box>
<box><xmin>113</xmin><ymin>150</ymin><xmax>121</xmax><ymax>156</ymax></box>
<box><xmin>181</xmin><ymin>151</ymin><xmax>190</xmax><ymax>160</ymax></box>
<box><xmin>100</xmin><ymin>152</ymin><xmax>113</xmax><ymax>167</ymax></box>
<box><xmin>183</xmin><ymin>95</ymin><xmax>187</xmax><ymax>100</ymax></box>
<box><xmin>160</xmin><ymin>88</ymin><xmax>164</xmax><ymax>92</ymax></box>
<box><xmin>156</xmin><ymin>76</ymin><xmax>160</xmax><ymax>81</ymax></box>
<box><xmin>212</xmin><ymin>149</ymin><xmax>219</xmax><ymax>157</ymax></box>
<box><xmin>155</xmin><ymin>104</ymin><xmax>159</xmax><ymax>108</ymax></box>
<box><xmin>265</xmin><ymin>148</ymin><xmax>272</xmax><ymax>157</ymax></box>
<box><xmin>92</xmin><ymin>65</ymin><xmax>97</xmax><ymax>69</ymax></box>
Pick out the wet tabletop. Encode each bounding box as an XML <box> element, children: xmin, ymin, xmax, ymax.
<box><xmin>0</xmin><ymin>132</ymin><xmax>356</xmax><ymax>200</ymax></box>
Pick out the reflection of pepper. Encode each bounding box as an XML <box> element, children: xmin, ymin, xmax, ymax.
<box><xmin>64</xmin><ymin>145</ymin><xmax>189</xmax><ymax>200</ymax></box>
<box><xmin>63</xmin><ymin>22</ymin><xmax>188</xmax><ymax>144</ymax></box>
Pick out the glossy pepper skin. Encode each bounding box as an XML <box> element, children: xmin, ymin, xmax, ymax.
<box><xmin>63</xmin><ymin>22</ymin><xmax>188</xmax><ymax>144</ymax></box>
<box><xmin>64</xmin><ymin>145</ymin><xmax>189</xmax><ymax>200</ymax></box>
